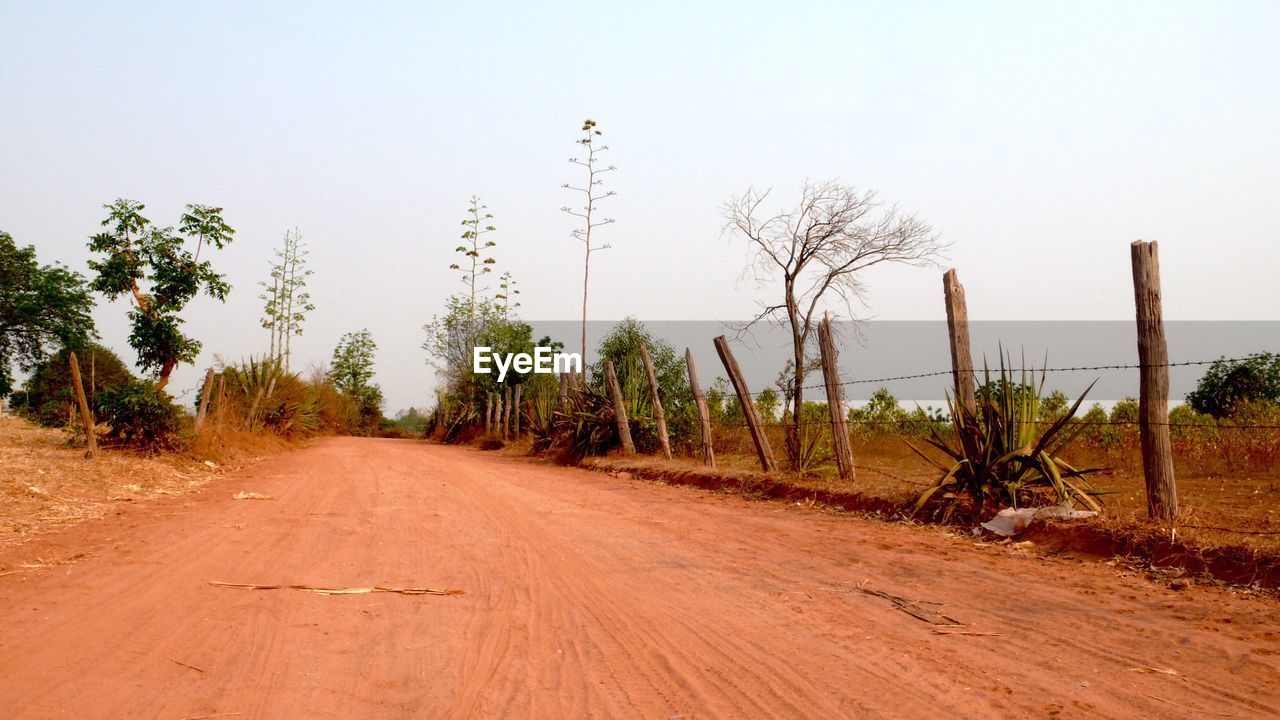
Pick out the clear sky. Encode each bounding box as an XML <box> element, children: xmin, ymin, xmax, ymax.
<box><xmin>2</xmin><ymin>1</ymin><xmax>1277</xmax><ymax>412</ymax></box>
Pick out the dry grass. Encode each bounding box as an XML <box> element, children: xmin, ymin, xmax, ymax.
<box><xmin>0</xmin><ymin>415</ymin><xmax>236</xmax><ymax>550</ymax></box>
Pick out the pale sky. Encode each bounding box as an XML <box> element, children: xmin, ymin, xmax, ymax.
<box><xmin>2</xmin><ymin>1</ymin><xmax>1277</xmax><ymax>412</ymax></box>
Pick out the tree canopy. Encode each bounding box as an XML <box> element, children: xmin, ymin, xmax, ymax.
<box><xmin>86</xmin><ymin>198</ymin><xmax>235</xmax><ymax>388</ymax></box>
<box><xmin>0</xmin><ymin>230</ymin><xmax>96</xmax><ymax>398</ymax></box>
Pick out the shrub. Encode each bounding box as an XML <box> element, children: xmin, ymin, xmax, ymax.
<box><xmin>908</xmin><ymin>359</ymin><xmax>1102</xmax><ymax>521</ymax></box>
<box><xmin>18</xmin><ymin>344</ymin><xmax>135</xmax><ymax>428</ymax></box>
<box><xmin>1187</xmin><ymin>353</ymin><xmax>1280</xmax><ymax>418</ymax></box>
<box><xmin>97</xmin><ymin>380</ymin><xmax>181</xmax><ymax>450</ymax></box>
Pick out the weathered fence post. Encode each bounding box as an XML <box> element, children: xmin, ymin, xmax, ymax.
<box><xmin>943</xmin><ymin>269</ymin><xmax>977</xmax><ymax>416</ymax></box>
<box><xmin>485</xmin><ymin>392</ymin><xmax>494</xmax><ymax>434</ymax></box>
<box><xmin>639</xmin><ymin>342</ymin><xmax>672</xmax><ymax>460</ymax></box>
<box><xmin>194</xmin><ymin>368</ymin><xmax>215</xmax><ymax>433</ymax></box>
<box><xmin>713</xmin><ymin>335</ymin><xmax>777</xmax><ymax>472</ymax></box>
<box><xmin>685</xmin><ymin>347</ymin><xmax>715</xmax><ymax>467</ymax></box>
<box><xmin>1131</xmin><ymin>240</ymin><xmax>1178</xmax><ymax>521</ymax></box>
<box><xmin>215</xmin><ymin>375</ymin><xmax>227</xmax><ymax>429</ymax></box>
<box><xmin>513</xmin><ymin>384</ymin><xmax>523</xmax><ymax>437</ymax></box>
<box><xmin>67</xmin><ymin>352</ymin><xmax>97</xmax><ymax>459</ymax></box>
<box><xmin>603</xmin><ymin>360</ymin><xmax>636</xmax><ymax>455</ymax></box>
<box><xmin>817</xmin><ymin>314</ymin><xmax>856</xmax><ymax>481</ymax></box>
<box><xmin>558</xmin><ymin>372</ymin><xmax>569</xmax><ymax>408</ymax></box>
<box><xmin>500</xmin><ymin>386</ymin><xmax>510</xmax><ymax>440</ymax></box>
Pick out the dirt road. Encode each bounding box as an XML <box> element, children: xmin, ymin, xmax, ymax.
<box><xmin>1</xmin><ymin>438</ymin><xmax>1277</xmax><ymax>718</ymax></box>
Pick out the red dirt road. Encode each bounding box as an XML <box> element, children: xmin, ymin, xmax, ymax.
<box><xmin>1</xmin><ymin>438</ymin><xmax>1277</xmax><ymax>718</ymax></box>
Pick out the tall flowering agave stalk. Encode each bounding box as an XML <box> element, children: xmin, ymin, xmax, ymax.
<box><xmin>907</xmin><ymin>353</ymin><xmax>1105</xmax><ymax>521</ymax></box>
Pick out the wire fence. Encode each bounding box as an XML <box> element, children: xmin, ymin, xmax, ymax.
<box><xmin>713</xmin><ymin>352</ymin><xmax>1279</xmax><ymax>431</ymax></box>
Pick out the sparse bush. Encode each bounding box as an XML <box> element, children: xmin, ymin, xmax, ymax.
<box><xmin>97</xmin><ymin>380</ymin><xmax>181</xmax><ymax>450</ymax></box>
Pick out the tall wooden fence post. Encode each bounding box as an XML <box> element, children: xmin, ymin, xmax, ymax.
<box><xmin>194</xmin><ymin>368</ymin><xmax>215</xmax><ymax>433</ymax></box>
<box><xmin>817</xmin><ymin>314</ymin><xmax>856</xmax><ymax>481</ymax></box>
<box><xmin>513</xmin><ymin>384</ymin><xmax>523</xmax><ymax>437</ymax></box>
<box><xmin>499</xmin><ymin>386</ymin><xmax>510</xmax><ymax>440</ymax></box>
<box><xmin>1131</xmin><ymin>240</ymin><xmax>1178</xmax><ymax>521</ymax></box>
<box><xmin>639</xmin><ymin>342</ymin><xmax>672</xmax><ymax>460</ymax></box>
<box><xmin>603</xmin><ymin>360</ymin><xmax>636</xmax><ymax>455</ymax></box>
<box><xmin>713</xmin><ymin>335</ymin><xmax>777</xmax><ymax>472</ymax></box>
<box><xmin>943</xmin><ymin>269</ymin><xmax>977</xmax><ymax>416</ymax></box>
<box><xmin>215</xmin><ymin>375</ymin><xmax>227</xmax><ymax>429</ymax></box>
<box><xmin>685</xmin><ymin>348</ymin><xmax>715</xmax><ymax>467</ymax></box>
<box><xmin>67</xmin><ymin>352</ymin><xmax>97</xmax><ymax>459</ymax></box>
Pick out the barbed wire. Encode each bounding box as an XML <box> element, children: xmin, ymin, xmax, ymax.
<box><xmin>714</xmin><ymin>418</ymin><xmax>1280</xmax><ymax>431</ymax></box>
<box><xmin>731</xmin><ymin>353</ymin><xmax>1276</xmax><ymax>399</ymax></box>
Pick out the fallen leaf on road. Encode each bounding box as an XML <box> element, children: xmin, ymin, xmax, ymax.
<box><xmin>232</xmin><ymin>492</ymin><xmax>272</xmax><ymax>500</ymax></box>
<box><xmin>209</xmin><ymin>581</ymin><xmax>463</xmax><ymax>596</ymax></box>
<box><xmin>1130</xmin><ymin>667</ymin><xmax>1180</xmax><ymax>676</ymax></box>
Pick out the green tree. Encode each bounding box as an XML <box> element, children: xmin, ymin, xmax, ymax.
<box><xmin>87</xmin><ymin>199</ymin><xmax>235</xmax><ymax>389</ymax></box>
<box><xmin>562</xmin><ymin>118</ymin><xmax>617</xmax><ymax>362</ymax></box>
<box><xmin>1186</xmin><ymin>353</ymin><xmax>1280</xmax><ymax>418</ymax></box>
<box><xmin>330</xmin><ymin>329</ymin><xmax>383</xmax><ymax>426</ymax></box>
<box><xmin>0</xmin><ymin>231</ymin><xmax>96</xmax><ymax>400</ymax></box>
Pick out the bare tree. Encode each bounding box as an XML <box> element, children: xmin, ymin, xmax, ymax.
<box><xmin>724</xmin><ymin>180</ymin><xmax>943</xmax><ymax>470</ymax></box>
<box><xmin>561</xmin><ymin>118</ymin><xmax>616</xmax><ymax>364</ymax></box>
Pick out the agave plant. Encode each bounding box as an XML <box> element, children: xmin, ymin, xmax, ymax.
<box><xmin>907</xmin><ymin>354</ymin><xmax>1104</xmax><ymax>520</ymax></box>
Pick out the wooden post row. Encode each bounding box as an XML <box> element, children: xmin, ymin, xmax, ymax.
<box><xmin>67</xmin><ymin>352</ymin><xmax>97</xmax><ymax>459</ymax></box>
<box><xmin>943</xmin><ymin>269</ymin><xmax>977</xmax><ymax>416</ymax></box>
<box><xmin>817</xmin><ymin>314</ymin><xmax>856</xmax><ymax>481</ymax></box>
<box><xmin>685</xmin><ymin>348</ymin><xmax>715</xmax><ymax>467</ymax></box>
<box><xmin>639</xmin><ymin>342</ymin><xmax>672</xmax><ymax>460</ymax></box>
<box><xmin>713</xmin><ymin>335</ymin><xmax>777</xmax><ymax>472</ymax></box>
<box><xmin>603</xmin><ymin>360</ymin><xmax>636</xmax><ymax>455</ymax></box>
<box><xmin>1131</xmin><ymin>240</ymin><xmax>1178</xmax><ymax>521</ymax></box>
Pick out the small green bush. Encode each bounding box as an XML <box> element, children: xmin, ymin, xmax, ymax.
<box><xmin>97</xmin><ymin>380</ymin><xmax>181</xmax><ymax>450</ymax></box>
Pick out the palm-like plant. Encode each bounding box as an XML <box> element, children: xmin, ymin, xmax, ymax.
<box><xmin>908</xmin><ymin>354</ymin><xmax>1104</xmax><ymax>520</ymax></box>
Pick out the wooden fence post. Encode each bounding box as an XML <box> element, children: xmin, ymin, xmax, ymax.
<box><xmin>485</xmin><ymin>392</ymin><xmax>494</xmax><ymax>434</ymax></box>
<box><xmin>685</xmin><ymin>348</ymin><xmax>715</xmax><ymax>467</ymax></box>
<box><xmin>1131</xmin><ymin>240</ymin><xmax>1178</xmax><ymax>521</ymax></box>
<box><xmin>817</xmin><ymin>314</ymin><xmax>856</xmax><ymax>481</ymax></box>
<box><xmin>943</xmin><ymin>269</ymin><xmax>977</xmax><ymax>416</ymax></box>
<box><xmin>603</xmin><ymin>360</ymin><xmax>636</xmax><ymax>455</ymax></box>
<box><xmin>513</xmin><ymin>384</ymin><xmax>523</xmax><ymax>437</ymax></box>
<box><xmin>499</xmin><ymin>386</ymin><xmax>510</xmax><ymax>440</ymax></box>
<box><xmin>215</xmin><ymin>375</ymin><xmax>227</xmax><ymax>429</ymax></box>
<box><xmin>194</xmin><ymin>368</ymin><xmax>215</xmax><ymax>433</ymax></box>
<box><xmin>639</xmin><ymin>342</ymin><xmax>672</xmax><ymax>459</ymax></box>
<box><xmin>713</xmin><ymin>335</ymin><xmax>777</xmax><ymax>472</ymax></box>
<box><xmin>68</xmin><ymin>352</ymin><xmax>97</xmax><ymax>459</ymax></box>
<box><xmin>558</xmin><ymin>372</ymin><xmax>569</xmax><ymax>408</ymax></box>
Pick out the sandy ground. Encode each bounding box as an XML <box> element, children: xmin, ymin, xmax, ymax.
<box><xmin>0</xmin><ymin>437</ymin><xmax>1277</xmax><ymax>719</ymax></box>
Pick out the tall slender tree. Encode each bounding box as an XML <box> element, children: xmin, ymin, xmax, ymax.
<box><xmin>260</xmin><ymin>229</ymin><xmax>313</xmax><ymax>371</ymax></box>
<box><xmin>450</xmin><ymin>196</ymin><xmax>497</xmax><ymax>349</ymax></box>
<box><xmin>561</xmin><ymin>118</ymin><xmax>616</xmax><ymax>364</ymax></box>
